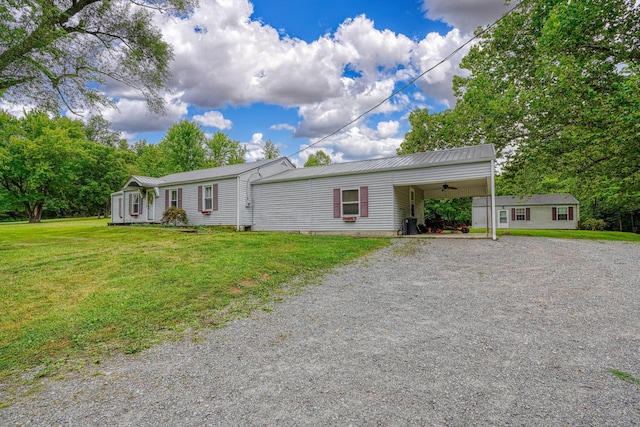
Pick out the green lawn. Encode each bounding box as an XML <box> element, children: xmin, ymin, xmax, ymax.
<box><xmin>472</xmin><ymin>228</ymin><xmax>640</xmax><ymax>242</ymax></box>
<box><xmin>0</xmin><ymin>219</ymin><xmax>390</xmax><ymax>387</ymax></box>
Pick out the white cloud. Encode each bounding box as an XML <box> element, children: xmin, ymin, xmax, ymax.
<box><xmin>90</xmin><ymin>0</ymin><xmax>494</xmax><ymax>160</ymax></box>
<box><xmin>420</xmin><ymin>0</ymin><xmax>511</xmax><ymax>33</ymax></box>
<box><xmin>101</xmin><ymin>92</ymin><xmax>188</xmax><ymax>134</ymax></box>
<box><xmin>270</xmin><ymin>123</ymin><xmax>296</xmax><ymax>132</ymax></box>
<box><xmin>192</xmin><ymin>111</ymin><xmax>233</xmax><ymax>129</ymax></box>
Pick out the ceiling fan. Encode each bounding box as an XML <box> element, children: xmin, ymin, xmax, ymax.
<box><xmin>441</xmin><ymin>183</ymin><xmax>458</xmax><ymax>191</ymax></box>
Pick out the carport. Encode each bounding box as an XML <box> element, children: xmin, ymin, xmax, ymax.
<box><xmin>252</xmin><ymin>144</ymin><xmax>497</xmax><ymax>238</ymax></box>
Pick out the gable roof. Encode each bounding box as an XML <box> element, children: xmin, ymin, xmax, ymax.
<box><xmin>473</xmin><ymin>193</ymin><xmax>580</xmax><ymax>207</ymax></box>
<box><xmin>126</xmin><ymin>158</ymin><xmax>293</xmax><ymax>188</ymax></box>
<box><xmin>254</xmin><ymin>144</ymin><xmax>496</xmax><ymax>184</ymax></box>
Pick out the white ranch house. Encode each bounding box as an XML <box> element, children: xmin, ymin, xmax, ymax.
<box><xmin>472</xmin><ymin>194</ymin><xmax>580</xmax><ymax>230</ymax></box>
<box><xmin>111</xmin><ymin>144</ymin><xmax>499</xmax><ymax>238</ymax></box>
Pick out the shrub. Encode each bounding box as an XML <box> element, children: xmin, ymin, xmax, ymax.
<box><xmin>580</xmin><ymin>218</ymin><xmax>606</xmax><ymax>231</ymax></box>
<box><xmin>161</xmin><ymin>206</ymin><xmax>188</xmax><ymax>226</ymax></box>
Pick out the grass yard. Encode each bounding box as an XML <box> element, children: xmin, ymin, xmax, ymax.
<box><xmin>0</xmin><ymin>218</ymin><xmax>390</xmax><ymax>386</ymax></box>
<box><xmin>472</xmin><ymin>228</ymin><xmax>640</xmax><ymax>242</ymax></box>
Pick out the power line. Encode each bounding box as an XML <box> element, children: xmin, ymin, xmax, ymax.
<box><xmin>291</xmin><ymin>0</ymin><xmax>526</xmax><ymax>159</ymax></box>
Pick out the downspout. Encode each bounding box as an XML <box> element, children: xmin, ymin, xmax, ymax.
<box><xmin>236</xmin><ymin>176</ymin><xmax>241</xmax><ymax>231</ymax></box>
<box><xmin>491</xmin><ymin>159</ymin><xmax>497</xmax><ymax>241</ymax></box>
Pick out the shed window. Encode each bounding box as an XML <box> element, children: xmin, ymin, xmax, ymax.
<box><xmin>553</xmin><ymin>206</ymin><xmax>573</xmax><ymax>221</ymax></box>
<box><xmin>342</xmin><ymin>189</ymin><xmax>359</xmax><ymax>215</ymax></box>
<box><xmin>170</xmin><ymin>190</ymin><xmax>178</xmax><ymax>207</ymax></box>
<box><xmin>515</xmin><ymin>208</ymin><xmax>526</xmax><ymax>221</ymax></box>
<box><xmin>203</xmin><ymin>185</ymin><xmax>213</xmax><ymax>211</ymax></box>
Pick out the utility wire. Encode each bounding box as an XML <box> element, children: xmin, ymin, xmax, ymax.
<box><xmin>291</xmin><ymin>0</ymin><xmax>526</xmax><ymax>159</ymax></box>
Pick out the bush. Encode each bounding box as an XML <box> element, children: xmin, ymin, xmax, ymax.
<box><xmin>161</xmin><ymin>206</ymin><xmax>188</xmax><ymax>226</ymax></box>
<box><xmin>580</xmin><ymin>218</ymin><xmax>606</xmax><ymax>231</ymax></box>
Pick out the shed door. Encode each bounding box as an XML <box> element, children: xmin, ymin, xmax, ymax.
<box><xmin>498</xmin><ymin>210</ymin><xmax>509</xmax><ymax>228</ymax></box>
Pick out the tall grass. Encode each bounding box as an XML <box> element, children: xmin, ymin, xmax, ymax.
<box><xmin>0</xmin><ymin>219</ymin><xmax>389</xmax><ymax>386</ymax></box>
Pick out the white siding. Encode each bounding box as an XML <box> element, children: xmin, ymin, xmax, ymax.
<box><xmin>111</xmin><ymin>194</ymin><xmax>123</xmax><ymax>224</ymax></box>
<box><xmin>121</xmin><ymin>190</ymin><xmax>147</xmax><ymax>224</ymax></box>
<box><xmin>473</xmin><ymin>204</ymin><xmax>579</xmax><ymax>229</ymax></box>
<box><xmin>157</xmin><ymin>179</ymin><xmax>237</xmax><ymax>226</ymax></box>
<box><xmin>253</xmin><ymin>172</ymin><xmax>396</xmax><ymax>234</ymax></box>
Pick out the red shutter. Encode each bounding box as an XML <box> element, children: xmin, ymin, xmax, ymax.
<box><xmin>178</xmin><ymin>188</ymin><xmax>183</xmax><ymax>208</ymax></box>
<box><xmin>568</xmin><ymin>206</ymin><xmax>574</xmax><ymax>220</ymax></box>
<box><xmin>129</xmin><ymin>193</ymin><xmax>132</xmax><ymax>216</ymax></box>
<box><xmin>552</xmin><ymin>207</ymin><xmax>557</xmax><ymax>221</ymax></box>
<box><xmin>525</xmin><ymin>207</ymin><xmax>530</xmax><ymax>221</ymax></box>
<box><xmin>165</xmin><ymin>189</ymin><xmax>169</xmax><ymax>209</ymax></box>
<box><xmin>333</xmin><ymin>188</ymin><xmax>341</xmax><ymax>218</ymax></box>
<box><xmin>212</xmin><ymin>184</ymin><xmax>219</xmax><ymax>211</ymax></box>
<box><xmin>360</xmin><ymin>186</ymin><xmax>369</xmax><ymax>217</ymax></box>
<box><xmin>118</xmin><ymin>198</ymin><xmax>122</xmax><ymax>218</ymax></box>
<box><xmin>197</xmin><ymin>185</ymin><xmax>202</xmax><ymax>212</ymax></box>
<box><xmin>511</xmin><ymin>208</ymin><xmax>516</xmax><ymax>221</ymax></box>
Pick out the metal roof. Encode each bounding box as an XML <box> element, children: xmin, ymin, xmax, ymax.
<box><xmin>129</xmin><ymin>176</ymin><xmax>167</xmax><ymax>187</ymax></box>
<box><xmin>473</xmin><ymin>193</ymin><xmax>580</xmax><ymax>207</ymax></box>
<box><xmin>134</xmin><ymin>158</ymin><xmax>291</xmax><ymax>186</ymax></box>
<box><xmin>255</xmin><ymin>144</ymin><xmax>496</xmax><ymax>184</ymax></box>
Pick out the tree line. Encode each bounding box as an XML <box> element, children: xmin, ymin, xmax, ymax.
<box><xmin>0</xmin><ymin>112</ymin><xmax>279</xmax><ymax>223</ymax></box>
<box><xmin>399</xmin><ymin>0</ymin><xmax>640</xmax><ymax>232</ymax></box>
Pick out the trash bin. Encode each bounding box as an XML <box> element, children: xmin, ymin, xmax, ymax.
<box><xmin>404</xmin><ymin>217</ymin><xmax>418</xmax><ymax>235</ymax></box>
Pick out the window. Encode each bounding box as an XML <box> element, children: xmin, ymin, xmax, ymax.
<box><xmin>557</xmin><ymin>206</ymin><xmax>568</xmax><ymax>221</ymax></box>
<box><xmin>511</xmin><ymin>207</ymin><xmax>530</xmax><ymax>221</ymax></box>
<box><xmin>203</xmin><ymin>185</ymin><xmax>213</xmax><ymax>211</ymax></box>
<box><xmin>499</xmin><ymin>210</ymin><xmax>508</xmax><ymax>224</ymax></box>
<box><xmin>170</xmin><ymin>189</ymin><xmax>178</xmax><ymax>207</ymax></box>
<box><xmin>131</xmin><ymin>194</ymin><xmax>140</xmax><ymax>215</ymax></box>
<box><xmin>342</xmin><ymin>189</ymin><xmax>359</xmax><ymax>215</ymax></box>
<box><xmin>333</xmin><ymin>187</ymin><xmax>368</xmax><ymax>218</ymax></box>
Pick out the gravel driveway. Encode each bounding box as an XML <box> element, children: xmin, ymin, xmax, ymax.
<box><xmin>2</xmin><ymin>237</ymin><xmax>639</xmax><ymax>426</ymax></box>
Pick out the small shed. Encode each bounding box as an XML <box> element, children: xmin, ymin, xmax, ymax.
<box><xmin>472</xmin><ymin>194</ymin><xmax>580</xmax><ymax>230</ymax></box>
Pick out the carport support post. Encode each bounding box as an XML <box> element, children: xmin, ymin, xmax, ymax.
<box><xmin>491</xmin><ymin>159</ymin><xmax>497</xmax><ymax>241</ymax></box>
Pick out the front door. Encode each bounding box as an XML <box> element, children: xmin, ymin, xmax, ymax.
<box><xmin>498</xmin><ymin>210</ymin><xmax>509</xmax><ymax>228</ymax></box>
<box><xmin>147</xmin><ymin>192</ymin><xmax>154</xmax><ymax>221</ymax></box>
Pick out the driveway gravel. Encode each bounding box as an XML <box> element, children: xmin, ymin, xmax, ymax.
<box><xmin>1</xmin><ymin>236</ymin><xmax>639</xmax><ymax>426</ymax></box>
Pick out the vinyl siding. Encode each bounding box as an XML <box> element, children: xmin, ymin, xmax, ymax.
<box><xmin>253</xmin><ymin>172</ymin><xmax>395</xmax><ymax>234</ymax></box>
<box><xmin>473</xmin><ymin>204</ymin><xmax>579</xmax><ymax>229</ymax></box>
<box><xmin>157</xmin><ymin>178</ymin><xmax>237</xmax><ymax>226</ymax></box>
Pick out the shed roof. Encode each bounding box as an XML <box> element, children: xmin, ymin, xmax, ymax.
<box><xmin>473</xmin><ymin>193</ymin><xmax>580</xmax><ymax>207</ymax></box>
<box><xmin>255</xmin><ymin>144</ymin><xmax>496</xmax><ymax>184</ymax></box>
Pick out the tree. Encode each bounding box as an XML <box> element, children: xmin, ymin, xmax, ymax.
<box><xmin>133</xmin><ymin>139</ymin><xmax>173</xmax><ymax>177</ymax></box>
<box><xmin>258</xmin><ymin>140</ymin><xmax>280</xmax><ymax>160</ymax></box>
<box><xmin>304</xmin><ymin>150</ymin><xmax>332</xmax><ymax>167</ymax></box>
<box><xmin>158</xmin><ymin>120</ymin><xmax>208</xmax><ymax>173</ymax></box>
<box><xmin>0</xmin><ymin>111</ymin><xmax>86</xmax><ymax>222</ymax></box>
<box><xmin>0</xmin><ymin>0</ymin><xmax>195</xmax><ymax>114</ymax></box>
<box><xmin>206</xmin><ymin>132</ymin><xmax>247</xmax><ymax>167</ymax></box>
<box><xmin>84</xmin><ymin>115</ymin><xmax>127</xmax><ymax>149</ymax></box>
<box><xmin>401</xmin><ymin>0</ymin><xmax>640</xmax><ymax>230</ymax></box>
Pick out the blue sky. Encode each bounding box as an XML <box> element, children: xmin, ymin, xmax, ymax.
<box><xmin>89</xmin><ymin>0</ymin><xmax>511</xmax><ymax>165</ymax></box>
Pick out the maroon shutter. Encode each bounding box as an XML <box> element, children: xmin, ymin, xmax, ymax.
<box><xmin>552</xmin><ymin>207</ymin><xmax>557</xmax><ymax>221</ymax></box>
<box><xmin>568</xmin><ymin>206</ymin><xmax>574</xmax><ymax>220</ymax></box>
<box><xmin>511</xmin><ymin>208</ymin><xmax>516</xmax><ymax>221</ymax></box>
<box><xmin>212</xmin><ymin>184</ymin><xmax>219</xmax><ymax>211</ymax></box>
<box><xmin>118</xmin><ymin>198</ymin><xmax>122</xmax><ymax>218</ymax></box>
<box><xmin>197</xmin><ymin>185</ymin><xmax>202</xmax><ymax>212</ymax></box>
<box><xmin>178</xmin><ymin>188</ymin><xmax>183</xmax><ymax>208</ymax></box>
<box><xmin>165</xmin><ymin>189</ymin><xmax>169</xmax><ymax>209</ymax></box>
<box><xmin>129</xmin><ymin>193</ymin><xmax>132</xmax><ymax>216</ymax></box>
<box><xmin>525</xmin><ymin>208</ymin><xmax>530</xmax><ymax>221</ymax></box>
<box><xmin>333</xmin><ymin>188</ymin><xmax>341</xmax><ymax>218</ymax></box>
<box><xmin>360</xmin><ymin>186</ymin><xmax>369</xmax><ymax>217</ymax></box>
